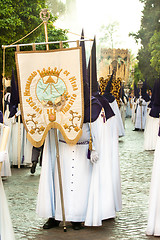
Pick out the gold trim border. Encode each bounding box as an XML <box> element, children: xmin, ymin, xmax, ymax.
<box><xmin>15</xmin><ymin>47</ymin><xmax>84</xmax><ymax>147</ymax></box>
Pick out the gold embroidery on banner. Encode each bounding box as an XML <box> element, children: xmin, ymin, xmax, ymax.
<box><xmin>24</xmin><ymin>71</ymin><xmax>37</xmax><ymax>96</ymax></box>
<box><xmin>37</xmin><ymin>67</ymin><xmax>62</xmax><ymax>78</ymax></box>
<box><xmin>15</xmin><ymin>47</ymin><xmax>84</xmax><ymax>147</ymax></box>
<box><xmin>26</xmin><ymin>114</ymin><xmax>45</xmax><ymax>135</ymax></box>
<box><xmin>62</xmin><ymin>94</ymin><xmax>77</xmax><ymax>114</ymax></box>
<box><xmin>26</xmin><ymin>97</ymin><xmax>42</xmax><ymax>114</ymax></box>
<box><xmin>63</xmin><ymin>110</ymin><xmax>81</xmax><ymax>132</ymax></box>
<box><xmin>69</xmin><ymin>76</ymin><xmax>78</xmax><ymax>91</ymax></box>
<box><xmin>63</xmin><ymin>70</ymin><xmax>70</xmax><ymax>76</ymax></box>
<box><xmin>47</xmin><ymin>109</ymin><xmax>56</xmax><ymax>122</ymax></box>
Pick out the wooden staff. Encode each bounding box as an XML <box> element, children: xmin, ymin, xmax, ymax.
<box><xmin>138</xmin><ymin>80</ymin><xmax>143</xmax><ymax>131</ymax></box>
<box><xmin>54</xmin><ymin>128</ymin><xmax>66</xmax><ymax>231</ymax></box>
<box><xmin>0</xmin><ymin>126</ymin><xmax>10</xmax><ymax>174</ymax></box>
<box><xmin>140</xmin><ymin>100</ymin><xmax>142</xmax><ymax>130</ymax></box>
<box><xmin>40</xmin><ymin>8</ymin><xmax>66</xmax><ymax>231</ymax></box>
<box><xmin>17</xmin><ymin>103</ymin><xmax>21</xmax><ymax>168</ymax></box>
<box><xmin>16</xmin><ymin>45</ymin><xmax>21</xmax><ymax>168</ymax></box>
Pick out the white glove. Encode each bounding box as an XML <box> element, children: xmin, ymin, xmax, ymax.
<box><xmin>0</xmin><ymin>151</ymin><xmax>8</xmax><ymax>163</ymax></box>
<box><xmin>90</xmin><ymin>150</ymin><xmax>99</xmax><ymax>164</ymax></box>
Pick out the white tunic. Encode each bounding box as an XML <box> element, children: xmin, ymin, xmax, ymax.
<box><xmin>85</xmin><ymin>114</ymin><xmax>122</xmax><ymax>226</ymax></box>
<box><xmin>144</xmin><ymin>109</ymin><xmax>159</xmax><ymax>151</ymax></box>
<box><xmin>23</xmin><ymin>129</ymin><xmax>33</xmax><ymax>165</ymax></box>
<box><xmin>146</xmin><ymin>133</ymin><xmax>160</xmax><ymax>236</ymax></box>
<box><xmin>36</xmin><ymin>125</ymin><xmax>92</xmax><ymax>222</ymax></box>
<box><xmin>135</xmin><ymin>97</ymin><xmax>147</xmax><ymax>130</ymax></box>
<box><xmin>9</xmin><ymin>119</ymin><xmax>24</xmax><ymax>165</ymax></box>
<box><xmin>0</xmin><ymin>124</ymin><xmax>11</xmax><ymax>177</ymax></box>
<box><xmin>109</xmin><ymin>99</ymin><xmax>125</xmax><ymax>137</ymax></box>
<box><xmin>0</xmin><ymin>178</ymin><xmax>15</xmax><ymax>240</ymax></box>
<box><xmin>131</xmin><ymin>98</ymin><xmax>137</xmax><ymax>124</ymax></box>
<box><xmin>36</xmin><ymin>113</ymin><xmax>122</xmax><ymax>226</ymax></box>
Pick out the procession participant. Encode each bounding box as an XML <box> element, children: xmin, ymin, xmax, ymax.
<box><xmin>119</xmin><ymin>85</ymin><xmax>128</xmax><ymax>129</ymax></box>
<box><xmin>131</xmin><ymin>83</ymin><xmax>139</xmax><ymax>125</ymax></box>
<box><xmin>85</xmin><ymin>37</ymin><xmax>122</xmax><ymax>226</ymax></box>
<box><xmin>144</xmin><ymin>78</ymin><xmax>160</xmax><ymax>150</ymax></box>
<box><xmin>125</xmin><ymin>90</ymin><xmax>132</xmax><ymax>118</ymax></box>
<box><xmin>8</xmin><ymin>68</ymin><xmax>25</xmax><ymax>166</ymax></box>
<box><xmin>102</xmin><ymin>73</ymin><xmax>125</xmax><ymax>137</ymax></box>
<box><xmin>0</xmin><ymin>125</ymin><xmax>15</xmax><ymax>240</ymax></box>
<box><xmin>0</xmin><ymin>171</ymin><xmax>15</xmax><ymax>240</ymax></box>
<box><xmin>141</xmin><ymin>80</ymin><xmax>150</xmax><ymax>105</ymax></box>
<box><xmin>36</xmin><ymin>31</ymin><xmax>102</xmax><ymax>230</ymax></box>
<box><xmin>134</xmin><ymin>96</ymin><xmax>147</xmax><ymax>131</ymax></box>
<box><xmin>30</xmin><ymin>144</ymin><xmax>44</xmax><ymax>174</ymax></box>
<box><xmin>0</xmin><ymin>86</ymin><xmax>11</xmax><ymax>178</ymax></box>
<box><xmin>146</xmin><ymin>120</ymin><xmax>160</xmax><ymax>236</ymax></box>
<box><xmin>4</xmin><ymin>86</ymin><xmax>11</xmax><ymax>124</ymax></box>
<box><xmin>0</xmin><ymin>122</ymin><xmax>11</xmax><ymax>178</ymax></box>
<box><xmin>134</xmin><ymin>81</ymin><xmax>148</xmax><ymax>131</ymax></box>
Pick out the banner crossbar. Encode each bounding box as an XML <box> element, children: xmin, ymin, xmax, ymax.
<box><xmin>2</xmin><ymin>38</ymin><xmax>93</xmax><ymax>49</ymax></box>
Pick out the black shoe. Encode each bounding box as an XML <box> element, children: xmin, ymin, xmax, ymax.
<box><xmin>71</xmin><ymin>222</ymin><xmax>83</xmax><ymax>230</ymax></box>
<box><xmin>43</xmin><ymin>218</ymin><xmax>60</xmax><ymax>229</ymax></box>
<box><xmin>30</xmin><ymin>162</ymin><xmax>37</xmax><ymax>174</ymax></box>
<box><xmin>132</xmin><ymin>128</ymin><xmax>139</xmax><ymax>131</ymax></box>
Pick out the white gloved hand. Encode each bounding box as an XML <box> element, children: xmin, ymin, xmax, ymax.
<box><xmin>0</xmin><ymin>151</ymin><xmax>8</xmax><ymax>162</ymax></box>
<box><xmin>90</xmin><ymin>150</ymin><xmax>99</xmax><ymax>164</ymax></box>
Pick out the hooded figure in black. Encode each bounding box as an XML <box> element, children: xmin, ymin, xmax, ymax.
<box><xmin>148</xmin><ymin>79</ymin><xmax>157</xmax><ymax>109</ymax></box>
<box><xmin>144</xmin><ymin>79</ymin><xmax>160</xmax><ymax>150</ymax></box>
<box><xmin>103</xmin><ymin>72</ymin><xmax>115</xmax><ymax>103</ymax></box>
<box><xmin>9</xmin><ymin>68</ymin><xmax>19</xmax><ymax>118</ymax></box>
<box><xmin>103</xmin><ymin>72</ymin><xmax>125</xmax><ymax>137</ymax></box>
<box><xmin>87</xmin><ymin>37</ymin><xmax>115</xmax><ymax>121</ymax></box>
<box><xmin>134</xmin><ymin>82</ymin><xmax>139</xmax><ymax>100</ymax></box>
<box><xmin>141</xmin><ymin>79</ymin><xmax>150</xmax><ymax>103</ymax></box>
<box><xmin>40</xmin><ymin>30</ymin><xmax>101</xmax><ymax>231</ymax></box>
<box><xmin>84</xmin><ymin>35</ymin><xmax>122</xmax><ymax>227</ymax></box>
<box><xmin>149</xmin><ymin>78</ymin><xmax>160</xmax><ymax>118</ymax></box>
<box><xmin>81</xmin><ymin>31</ymin><xmax>102</xmax><ymax>124</ymax></box>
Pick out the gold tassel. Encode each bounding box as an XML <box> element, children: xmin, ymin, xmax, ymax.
<box><xmin>89</xmin><ymin>137</ymin><xmax>92</xmax><ymax>151</ymax></box>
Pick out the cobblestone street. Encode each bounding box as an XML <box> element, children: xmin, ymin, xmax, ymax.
<box><xmin>3</xmin><ymin>118</ymin><xmax>160</xmax><ymax>240</ymax></box>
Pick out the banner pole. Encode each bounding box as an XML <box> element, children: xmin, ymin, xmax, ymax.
<box><xmin>54</xmin><ymin>128</ymin><xmax>66</xmax><ymax>232</ymax></box>
<box><xmin>17</xmin><ymin>103</ymin><xmax>21</xmax><ymax>168</ymax></box>
<box><xmin>40</xmin><ymin>9</ymin><xmax>66</xmax><ymax>232</ymax></box>
<box><xmin>16</xmin><ymin>45</ymin><xmax>21</xmax><ymax>168</ymax></box>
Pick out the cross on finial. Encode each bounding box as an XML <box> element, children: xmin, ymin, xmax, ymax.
<box><xmin>40</xmin><ymin>9</ymin><xmax>50</xmax><ymax>22</ymax></box>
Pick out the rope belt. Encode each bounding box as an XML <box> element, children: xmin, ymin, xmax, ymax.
<box><xmin>59</xmin><ymin>139</ymin><xmax>89</xmax><ymax>145</ymax></box>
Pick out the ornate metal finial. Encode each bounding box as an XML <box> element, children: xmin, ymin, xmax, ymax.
<box><xmin>40</xmin><ymin>9</ymin><xmax>50</xmax><ymax>22</ymax></box>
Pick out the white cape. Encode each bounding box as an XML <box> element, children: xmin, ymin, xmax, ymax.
<box><xmin>144</xmin><ymin>112</ymin><xmax>159</xmax><ymax>151</ymax></box>
<box><xmin>109</xmin><ymin>100</ymin><xmax>125</xmax><ymax>137</ymax></box>
<box><xmin>85</xmin><ymin>115</ymin><xmax>122</xmax><ymax>226</ymax></box>
<box><xmin>0</xmin><ymin>178</ymin><xmax>15</xmax><ymax>240</ymax></box>
<box><xmin>37</xmin><ymin>114</ymin><xmax>122</xmax><ymax>226</ymax></box>
<box><xmin>135</xmin><ymin>98</ymin><xmax>147</xmax><ymax>130</ymax></box>
<box><xmin>146</xmin><ymin>135</ymin><xmax>160</xmax><ymax>236</ymax></box>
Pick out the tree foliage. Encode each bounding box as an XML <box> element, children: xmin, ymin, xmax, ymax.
<box><xmin>47</xmin><ymin>0</ymin><xmax>66</xmax><ymax>17</ymax></box>
<box><xmin>130</xmin><ymin>0</ymin><xmax>160</xmax><ymax>87</ymax></box>
<box><xmin>99</xmin><ymin>22</ymin><xmax>120</xmax><ymax>49</ymax></box>
<box><xmin>36</xmin><ymin>22</ymin><xmax>68</xmax><ymax>50</ymax></box>
<box><xmin>149</xmin><ymin>31</ymin><xmax>160</xmax><ymax>74</ymax></box>
<box><xmin>0</xmin><ymin>0</ymin><xmax>68</xmax><ymax>77</ymax></box>
<box><xmin>133</xmin><ymin>63</ymin><xmax>143</xmax><ymax>85</ymax></box>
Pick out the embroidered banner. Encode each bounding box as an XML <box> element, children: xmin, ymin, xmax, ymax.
<box><xmin>15</xmin><ymin>48</ymin><xmax>84</xmax><ymax>147</ymax></box>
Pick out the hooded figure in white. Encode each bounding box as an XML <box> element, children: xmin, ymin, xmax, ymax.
<box><xmin>36</xmin><ymin>32</ymin><xmax>122</xmax><ymax>229</ymax></box>
<box><xmin>146</xmin><ymin>124</ymin><xmax>160</xmax><ymax>236</ymax></box>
